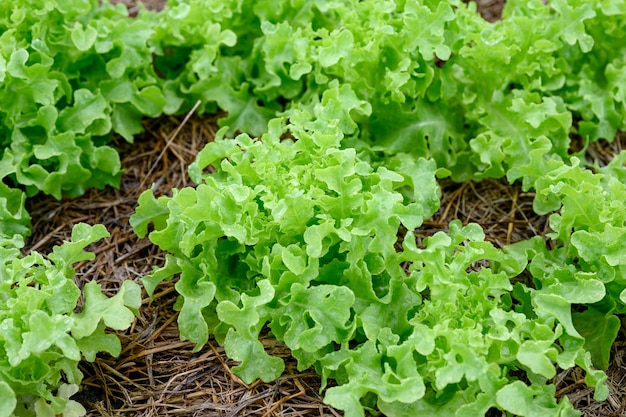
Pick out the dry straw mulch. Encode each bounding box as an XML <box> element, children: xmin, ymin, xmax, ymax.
<box><xmin>21</xmin><ymin>0</ymin><xmax>626</xmax><ymax>416</ymax></box>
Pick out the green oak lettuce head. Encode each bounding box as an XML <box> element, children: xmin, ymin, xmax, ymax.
<box><xmin>0</xmin><ymin>224</ymin><xmax>141</xmax><ymax>417</ymax></box>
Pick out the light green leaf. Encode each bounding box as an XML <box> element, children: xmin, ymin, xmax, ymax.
<box><xmin>130</xmin><ymin>85</ymin><xmax>166</xmax><ymax>118</ymax></box>
<box><xmin>75</xmin><ymin>322</ymin><xmax>123</xmax><ymax>362</ymax></box>
<box><xmin>130</xmin><ymin>189</ymin><xmax>170</xmax><ymax>238</ymax></box>
<box><xmin>496</xmin><ymin>381</ymin><xmax>575</xmax><ymax>417</ymax></box>
<box><xmin>572</xmin><ymin>226</ymin><xmax>626</xmax><ymax>267</ymax></box>
<box><xmin>0</xmin><ymin>182</ymin><xmax>30</xmax><ymax>240</ymax></box>
<box><xmin>71</xmin><ymin>280</ymin><xmax>141</xmax><ymax>339</ymax></box>
<box><xmin>56</xmin><ymin>384</ymin><xmax>87</xmax><ymax>417</ymax></box>
<box><xmin>516</xmin><ymin>340</ymin><xmax>557</xmax><ymax>378</ymax></box>
<box><xmin>70</xmin><ymin>23</ymin><xmax>97</xmax><ymax>51</ymax></box>
<box><xmin>49</xmin><ymin>223</ymin><xmax>109</xmax><ymax>267</ymax></box>
<box><xmin>20</xmin><ymin>311</ymin><xmax>79</xmax><ymax>361</ymax></box>
<box><xmin>175</xmin><ymin>267</ymin><xmax>216</xmax><ymax>348</ymax></box>
<box><xmin>533</xmin><ymin>293</ymin><xmax>581</xmax><ymax>338</ymax></box>
<box><xmin>279</xmin><ymin>283</ymin><xmax>355</xmax><ymax>353</ymax></box>
<box><xmin>435</xmin><ymin>343</ymin><xmax>489</xmax><ymax>389</ymax></box>
<box><xmin>57</xmin><ymin>89</ymin><xmax>109</xmax><ymax>135</ymax></box>
<box><xmin>402</xmin><ymin>2</ymin><xmax>455</xmax><ymax>60</ymax></box>
<box><xmin>280</xmin><ymin>244</ymin><xmax>307</xmax><ymax>275</ymax></box>
<box><xmin>223</xmin><ymin>329</ymin><xmax>285</xmax><ymax>383</ymax></box>
<box><xmin>0</xmin><ymin>381</ymin><xmax>16</xmax><ymax>417</ymax></box>
<box><xmin>549</xmin><ymin>0</ymin><xmax>596</xmax><ymax>52</ymax></box>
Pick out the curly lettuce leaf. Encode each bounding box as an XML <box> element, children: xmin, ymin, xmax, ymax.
<box><xmin>0</xmin><ymin>183</ymin><xmax>30</xmax><ymax>240</ymax></box>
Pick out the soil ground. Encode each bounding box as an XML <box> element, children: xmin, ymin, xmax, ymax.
<box><xmin>23</xmin><ymin>1</ymin><xmax>626</xmax><ymax>416</ymax></box>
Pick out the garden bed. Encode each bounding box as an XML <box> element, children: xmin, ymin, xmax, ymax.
<box><xmin>4</xmin><ymin>0</ymin><xmax>626</xmax><ymax>416</ymax></box>
<box><xmin>24</xmin><ymin>112</ymin><xmax>626</xmax><ymax>416</ymax></box>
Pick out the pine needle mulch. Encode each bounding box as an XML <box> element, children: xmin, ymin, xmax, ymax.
<box><xmin>21</xmin><ymin>1</ymin><xmax>626</xmax><ymax>416</ymax></box>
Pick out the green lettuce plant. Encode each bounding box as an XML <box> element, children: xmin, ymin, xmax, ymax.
<box><xmin>0</xmin><ymin>0</ymin><xmax>166</xmax><ymax>199</ymax></box>
<box><xmin>0</xmin><ymin>224</ymin><xmax>141</xmax><ymax>417</ymax></box>
<box><xmin>131</xmin><ymin>120</ymin><xmax>608</xmax><ymax>416</ymax></box>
